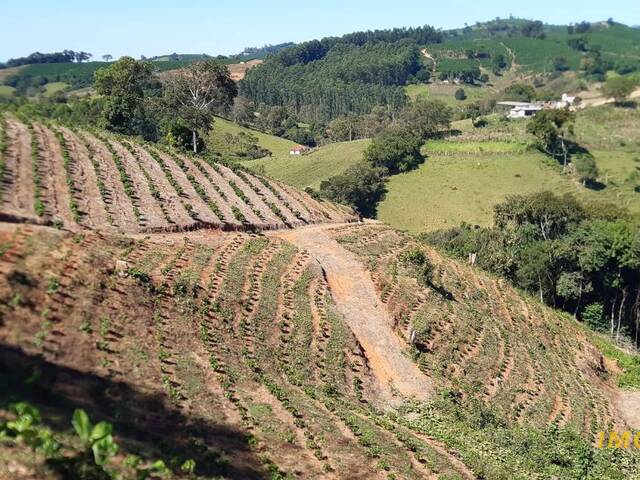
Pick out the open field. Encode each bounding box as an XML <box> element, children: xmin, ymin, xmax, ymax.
<box><xmin>241</xmin><ymin>140</ymin><xmax>370</xmax><ymax>190</ymax></box>
<box><xmin>42</xmin><ymin>81</ymin><xmax>68</xmax><ymax>96</ymax></box>
<box><xmin>378</xmin><ymin>142</ymin><xmax>640</xmax><ymax>233</ymax></box>
<box><xmin>211</xmin><ymin>117</ymin><xmax>296</xmax><ymax>159</ymax></box>
<box><xmin>0</xmin><ymin>85</ymin><xmax>15</xmax><ymax>97</ymax></box>
<box><xmin>0</xmin><ymin>116</ymin><xmax>356</xmax><ymax>234</ymax></box>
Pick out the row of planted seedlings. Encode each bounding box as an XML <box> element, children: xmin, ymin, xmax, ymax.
<box><xmin>93</xmin><ymin>132</ymin><xmax>142</xmax><ymax>223</ymax></box>
<box><xmin>156</xmin><ymin>145</ymin><xmax>227</xmax><ymax>223</ymax></box>
<box><xmin>27</xmin><ymin>122</ymin><xmax>46</xmax><ymax>217</ymax></box>
<box><xmin>0</xmin><ymin>115</ymin><xmax>6</xmax><ymax>202</ymax></box>
<box><xmin>120</xmin><ymin>140</ymin><xmax>174</xmax><ymax>226</ymax></box>
<box><xmin>53</xmin><ymin>128</ymin><xmax>81</xmax><ymax>223</ymax></box>
<box><xmin>237</xmin><ymin>241</ymin><xmax>341</xmax><ymax>474</ymax></box>
<box><xmin>194</xmin><ymin>237</ymin><xmax>294</xmax><ymax>477</ymax></box>
<box><xmin>210</xmin><ymin>162</ymin><xmax>266</xmax><ymax>223</ymax></box>
<box><xmin>278</xmin><ymin>260</ymin><xmax>440</xmax><ymax>478</ymax></box>
<box><xmin>74</xmin><ymin>129</ymin><xmax>115</xmax><ymax>226</ymax></box>
<box><xmin>278</xmin><ymin>228</ymin><xmax>471</xmax><ymax>476</ymax></box>
<box><xmin>243</xmin><ymin>242</ymin><xmax>420</xmax><ymax>476</ymax></box>
<box><xmin>192</xmin><ymin>157</ymin><xmax>247</xmax><ymax>225</ymax></box>
<box><xmin>233</xmin><ymin>168</ymin><xmax>293</xmax><ymax>227</ymax></box>
<box><xmin>142</xmin><ymin>144</ymin><xmax>203</xmax><ymax>221</ymax></box>
<box><xmin>258</xmin><ymin>177</ymin><xmax>307</xmax><ymax>223</ymax></box>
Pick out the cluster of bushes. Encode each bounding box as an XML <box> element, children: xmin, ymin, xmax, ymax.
<box><xmin>425</xmin><ymin>191</ymin><xmax>640</xmax><ymax>343</ymax></box>
<box><xmin>319</xmin><ymin>99</ymin><xmax>452</xmax><ymax>216</ymax></box>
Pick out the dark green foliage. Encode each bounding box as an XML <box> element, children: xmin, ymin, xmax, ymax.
<box><xmin>1</xmin><ymin>50</ymin><xmax>92</xmax><ymax>68</ymax></box>
<box><xmin>319</xmin><ymin>162</ymin><xmax>386</xmax><ymax>217</ymax></box>
<box><xmin>520</xmin><ymin>20</ymin><xmax>545</xmax><ymax>39</ymax></box>
<box><xmin>526</xmin><ymin>109</ymin><xmax>575</xmax><ymax>167</ymax></box>
<box><xmin>241</xmin><ymin>35</ymin><xmax>432</xmax><ymax>123</ymax></box>
<box><xmin>163</xmin><ymin>60</ymin><xmax>237</xmax><ymax>153</ymax></box>
<box><xmin>398</xmin><ymin>99</ymin><xmax>452</xmax><ymax>139</ymax></box>
<box><xmin>363</xmin><ymin>127</ymin><xmax>424</xmax><ymax>174</ymax></box>
<box><xmin>572</xmin><ymin>153</ymin><xmax>599</xmax><ymax>185</ymax></box>
<box><xmin>553</xmin><ymin>56</ymin><xmax>569</xmax><ymax>71</ymax></box>
<box><xmin>94</xmin><ymin>57</ymin><xmax>155</xmax><ymax>137</ymax></box>
<box><xmin>454</xmin><ymin>88</ymin><xmax>466</xmax><ymax>101</ymax></box>
<box><xmin>399</xmin><ymin>247</ymin><xmax>434</xmax><ymax>286</ymax></box>
<box><xmin>426</xmin><ymin>191</ymin><xmax>640</xmax><ymax>344</ymax></box>
<box><xmin>502</xmin><ymin>83</ymin><xmax>536</xmax><ymax>102</ymax></box>
<box><xmin>600</xmin><ymin>76</ymin><xmax>639</xmax><ymax>104</ymax></box>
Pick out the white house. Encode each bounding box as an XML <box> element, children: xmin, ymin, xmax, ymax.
<box><xmin>497</xmin><ymin>101</ymin><xmax>544</xmax><ymax>118</ymax></box>
<box><xmin>497</xmin><ymin>94</ymin><xmax>577</xmax><ymax>118</ymax></box>
<box><xmin>289</xmin><ymin>145</ymin><xmax>310</xmax><ymax>155</ymax></box>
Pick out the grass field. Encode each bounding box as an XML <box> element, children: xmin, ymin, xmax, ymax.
<box><xmin>211</xmin><ymin>117</ymin><xmax>296</xmax><ymax>158</ymax></box>
<box><xmin>405</xmin><ymin>82</ymin><xmax>493</xmax><ymax>106</ymax></box>
<box><xmin>42</xmin><ymin>81</ymin><xmax>68</xmax><ymax>96</ymax></box>
<box><xmin>378</xmin><ymin>140</ymin><xmax>640</xmax><ymax>233</ymax></box>
<box><xmin>241</xmin><ymin>139</ymin><xmax>369</xmax><ymax>190</ymax></box>
<box><xmin>0</xmin><ymin>85</ymin><xmax>15</xmax><ymax>97</ymax></box>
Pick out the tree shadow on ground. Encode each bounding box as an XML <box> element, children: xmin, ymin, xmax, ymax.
<box><xmin>0</xmin><ymin>343</ymin><xmax>267</xmax><ymax>480</ymax></box>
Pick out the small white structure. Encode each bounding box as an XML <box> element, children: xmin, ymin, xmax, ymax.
<box><xmin>498</xmin><ymin>93</ymin><xmax>577</xmax><ymax>119</ymax></box>
<box><xmin>289</xmin><ymin>145</ymin><xmax>310</xmax><ymax>155</ymax></box>
<box><xmin>497</xmin><ymin>101</ymin><xmax>543</xmax><ymax>118</ymax></box>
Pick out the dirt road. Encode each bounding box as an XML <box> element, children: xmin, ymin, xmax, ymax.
<box><xmin>271</xmin><ymin>223</ymin><xmax>433</xmax><ymax>401</ymax></box>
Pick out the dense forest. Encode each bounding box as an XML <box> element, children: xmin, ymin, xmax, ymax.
<box><xmin>240</xmin><ymin>25</ymin><xmax>441</xmax><ymax>123</ymax></box>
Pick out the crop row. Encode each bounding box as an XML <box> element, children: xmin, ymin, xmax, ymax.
<box><xmin>27</xmin><ymin>123</ymin><xmax>45</xmax><ymax>217</ymax></box>
<box><xmin>53</xmin><ymin>129</ymin><xmax>81</xmax><ymax>223</ymax></box>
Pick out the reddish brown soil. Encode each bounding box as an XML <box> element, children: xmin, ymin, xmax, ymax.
<box><xmin>109</xmin><ymin>140</ymin><xmax>169</xmax><ymax>231</ymax></box>
<box><xmin>33</xmin><ymin>123</ymin><xmax>77</xmax><ymax>228</ymax></box>
<box><xmin>2</xmin><ymin>119</ymin><xmax>36</xmax><ymax>220</ymax></box>
<box><xmin>81</xmin><ymin>132</ymin><xmax>139</xmax><ymax>233</ymax></box>
<box><xmin>153</xmin><ymin>149</ymin><xmax>222</xmax><ymax>227</ymax></box>
<box><xmin>58</xmin><ymin>127</ymin><xmax>113</xmax><ymax>231</ymax></box>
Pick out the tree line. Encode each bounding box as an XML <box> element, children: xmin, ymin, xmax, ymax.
<box><xmin>425</xmin><ymin>192</ymin><xmax>640</xmax><ymax>345</ymax></box>
<box><xmin>1</xmin><ymin>50</ymin><xmax>92</xmax><ymax>68</ymax></box>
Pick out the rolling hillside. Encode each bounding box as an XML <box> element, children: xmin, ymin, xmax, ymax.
<box><xmin>1</xmin><ymin>219</ymin><xmax>638</xmax><ymax>478</ymax></box>
<box><xmin>0</xmin><ymin>117</ymin><xmax>356</xmax><ymax>233</ymax></box>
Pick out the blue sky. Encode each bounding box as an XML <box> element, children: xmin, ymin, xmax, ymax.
<box><xmin>1</xmin><ymin>0</ymin><xmax>638</xmax><ymax>61</ymax></box>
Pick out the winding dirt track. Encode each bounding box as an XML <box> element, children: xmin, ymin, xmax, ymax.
<box><xmin>271</xmin><ymin>223</ymin><xmax>434</xmax><ymax>401</ymax></box>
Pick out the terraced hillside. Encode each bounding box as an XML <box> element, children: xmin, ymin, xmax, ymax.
<box><xmin>0</xmin><ymin>225</ymin><xmax>476</xmax><ymax>480</ymax></box>
<box><xmin>0</xmin><ymin>116</ymin><xmax>356</xmax><ymax>233</ymax></box>
<box><xmin>328</xmin><ymin>224</ymin><xmax>637</xmax><ymax>435</ymax></box>
<box><xmin>1</xmin><ymin>221</ymin><xmax>638</xmax><ymax>479</ymax></box>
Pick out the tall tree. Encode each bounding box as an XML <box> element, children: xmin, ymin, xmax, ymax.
<box><xmin>102</xmin><ymin>54</ymin><xmax>113</xmax><ymax>62</ymax></box>
<box><xmin>94</xmin><ymin>56</ymin><xmax>153</xmax><ymax>135</ymax></box>
<box><xmin>164</xmin><ymin>60</ymin><xmax>237</xmax><ymax>153</ymax></box>
<box><xmin>527</xmin><ymin>110</ymin><xmax>575</xmax><ymax>169</ymax></box>
<box><xmin>600</xmin><ymin>76</ymin><xmax>638</xmax><ymax>105</ymax></box>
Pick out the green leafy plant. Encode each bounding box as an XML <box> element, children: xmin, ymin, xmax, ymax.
<box><xmin>72</xmin><ymin>409</ymin><xmax>119</xmax><ymax>466</ymax></box>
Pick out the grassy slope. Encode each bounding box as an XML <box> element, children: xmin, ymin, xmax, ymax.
<box><xmin>241</xmin><ymin>140</ymin><xmax>369</xmax><ymax>190</ymax></box>
<box><xmin>0</xmin><ymin>85</ymin><xmax>15</xmax><ymax>97</ymax></box>
<box><xmin>212</xmin><ymin>117</ymin><xmax>295</xmax><ymax>158</ymax></box>
<box><xmin>379</xmin><ymin>106</ymin><xmax>640</xmax><ymax>233</ymax></box>
<box><xmin>210</xmin><ymin>117</ymin><xmax>368</xmax><ymax>190</ymax></box>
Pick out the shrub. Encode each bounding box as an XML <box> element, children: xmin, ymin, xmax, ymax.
<box><xmin>454</xmin><ymin>88</ymin><xmax>466</xmax><ymax>101</ymax></box>
<box><xmin>363</xmin><ymin>127</ymin><xmax>424</xmax><ymax>174</ymax></box>
<box><xmin>319</xmin><ymin>162</ymin><xmax>386</xmax><ymax>217</ymax></box>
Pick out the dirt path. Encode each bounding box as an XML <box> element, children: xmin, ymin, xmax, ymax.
<box><xmin>420</xmin><ymin>48</ymin><xmax>437</xmax><ymax>74</ymax></box>
<box><xmin>271</xmin><ymin>224</ymin><xmax>433</xmax><ymax>401</ymax></box>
